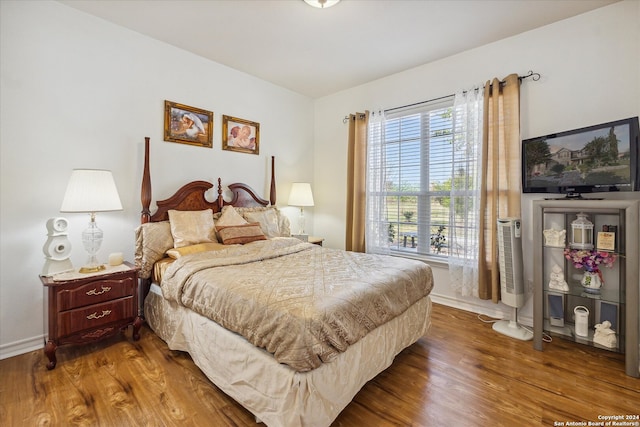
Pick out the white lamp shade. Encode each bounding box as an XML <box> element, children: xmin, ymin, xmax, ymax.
<box><xmin>60</xmin><ymin>169</ymin><xmax>123</xmax><ymax>213</ymax></box>
<box><xmin>288</xmin><ymin>183</ymin><xmax>315</xmax><ymax>207</ymax></box>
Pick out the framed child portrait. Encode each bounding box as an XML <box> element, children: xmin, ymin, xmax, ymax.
<box><xmin>222</xmin><ymin>115</ymin><xmax>260</xmax><ymax>155</ymax></box>
<box><xmin>164</xmin><ymin>101</ymin><xmax>213</xmax><ymax>148</ymax></box>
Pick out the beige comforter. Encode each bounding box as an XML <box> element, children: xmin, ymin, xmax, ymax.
<box><xmin>161</xmin><ymin>237</ymin><xmax>433</xmax><ymax>372</ymax></box>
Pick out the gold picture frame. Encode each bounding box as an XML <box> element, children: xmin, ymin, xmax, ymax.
<box><xmin>164</xmin><ymin>101</ymin><xmax>213</xmax><ymax>148</ymax></box>
<box><xmin>222</xmin><ymin>115</ymin><xmax>260</xmax><ymax>155</ymax></box>
<box><xmin>596</xmin><ymin>231</ymin><xmax>616</xmax><ymax>251</ymax></box>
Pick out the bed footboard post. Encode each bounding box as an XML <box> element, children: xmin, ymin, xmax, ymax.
<box><xmin>141</xmin><ymin>137</ymin><xmax>151</xmax><ymax>224</ymax></box>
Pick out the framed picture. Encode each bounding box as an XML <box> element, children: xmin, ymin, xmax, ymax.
<box><xmin>164</xmin><ymin>101</ymin><xmax>213</xmax><ymax>148</ymax></box>
<box><xmin>222</xmin><ymin>115</ymin><xmax>260</xmax><ymax>155</ymax></box>
<box><xmin>596</xmin><ymin>231</ymin><xmax>615</xmax><ymax>251</ymax></box>
<box><xmin>596</xmin><ymin>300</ymin><xmax>619</xmax><ymax>331</ymax></box>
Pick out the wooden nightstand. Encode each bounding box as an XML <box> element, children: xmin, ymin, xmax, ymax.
<box><xmin>39</xmin><ymin>262</ymin><xmax>142</xmax><ymax>370</ymax></box>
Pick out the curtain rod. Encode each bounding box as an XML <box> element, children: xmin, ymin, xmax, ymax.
<box><xmin>383</xmin><ymin>94</ymin><xmax>453</xmax><ymax>114</ymax></box>
<box><xmin>342</xmin><ymin>70</ymin><xmax>540</xmax><ymax>123</ymax></box>
<box><xmin>381</xmin><ymin>70</ymin><xmax>541</xmax><ymax>114</ymax></box>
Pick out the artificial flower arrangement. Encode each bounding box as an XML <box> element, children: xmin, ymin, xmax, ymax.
<box><xmin>563</xmin><ymin>248</ymin><xmax>617</xmax><ymax>272</ymax></box>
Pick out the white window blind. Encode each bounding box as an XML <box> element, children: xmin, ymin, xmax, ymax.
<box><xmin>368</xmin><ymin>96</ymin><xmax>457</xmax><ymax>258</ymax></box>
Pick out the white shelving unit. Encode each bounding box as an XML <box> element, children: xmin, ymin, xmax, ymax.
<box><xmin>532</xmin><ymin>198</ymin><xmax>639</xmax><ymax>378</ymax></box>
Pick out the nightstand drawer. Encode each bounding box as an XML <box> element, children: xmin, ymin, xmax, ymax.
<box><xmin>57</xmin><ymin>276</ymin><xmax>136</xmax><ymax>311</ymax></box>
<box><xmin>57</xmin><ymin>297</ymin><xmax>135</xmax><ymax>337</ymax></box>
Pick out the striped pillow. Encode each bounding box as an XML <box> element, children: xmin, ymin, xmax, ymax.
<box><xmin>216</xmin><ymin>222</ymin><xmax>267</xmax><ymax>245</ymax></box>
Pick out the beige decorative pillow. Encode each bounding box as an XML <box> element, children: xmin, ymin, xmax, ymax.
<box><xmin>243</xmin><ymin>209</ymin><xmax>280</xmax><ymax>238</ymax></box>
<box><xmin>234</xmin><ymin>206</ymin><xmax>291</xmax><ymax>237</ymax></box>
<box><xmin>135</xmin><ymin>221</ymin><xmax>174</xmax><ymax>279</ymax></box>
<box><xmin>166</xmin><ymin>242</ymin><xmax>231</xmax><ymax>259</ymax></box>
<box><xmin>217</xmin><ymin>222</ymin><xmax>267</xmax><ymax>245</ymax></box>
<box><xmin>216</xmin><ymin>205</ymin><xmax>249</xmax><ymax>227</ymax></box>
<box><xmin>168</xmin><ymin>209</ymin><xmax>216</xmax><ymax>248</ymax></box>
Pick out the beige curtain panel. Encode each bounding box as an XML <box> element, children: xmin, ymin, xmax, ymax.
<box><xmin>478</xmin><ymin>73</ymin><xmax>522</xmax><ymax>302</ymax></box>
<box><xmin>345</xmin><ymin>111</ymin><xmax>369</xmax><ymax>252</ymax></box>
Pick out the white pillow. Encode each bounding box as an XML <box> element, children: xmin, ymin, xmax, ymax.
<box><xmin>168</xmin><ymin>209</ymin><xmax>216</xmax><ymax>248</ymax></box>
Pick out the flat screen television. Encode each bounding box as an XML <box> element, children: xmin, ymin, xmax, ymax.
<box><xmin>522</xmin><ymin>117</ymin><xmax>639</xmax><ymax>198</ymax></box>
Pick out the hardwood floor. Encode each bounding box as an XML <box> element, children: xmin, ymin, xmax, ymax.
<box><xmin>1</xmin><ymin>303</ymin><xmax>638</xmax><ymax>426</ymax></box>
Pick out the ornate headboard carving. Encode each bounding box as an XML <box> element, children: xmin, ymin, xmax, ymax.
<box><xmin>149</xmin><ymin>180</ymin><xmax>223</xmax><ymax>222</ymax></box>
<box><xmin>226</xmin><ymin>183</ymin><xmax>269</xmax><ymax>207</ymax></box>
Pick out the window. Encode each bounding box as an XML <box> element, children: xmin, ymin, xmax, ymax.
<box><xmin>367</xmin><ymin>96</ymin><xmax>459</xmax><ymax>258</ymax></box>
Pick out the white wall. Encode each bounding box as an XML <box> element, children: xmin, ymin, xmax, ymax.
<box><xmin>0</xmin><ymin>1</ymin><xmax>315</xmax><ymax>358</ymax></box>
<box><xmin>314</xmin><ymin>0</ymin><xmax>640</xmax><ymax>318</ymax></box>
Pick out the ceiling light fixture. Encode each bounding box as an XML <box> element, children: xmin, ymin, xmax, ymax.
<box><xmin>303</xmin><ymin>0</ymin><xmax>340</xmax><ymax>9</ymax></box>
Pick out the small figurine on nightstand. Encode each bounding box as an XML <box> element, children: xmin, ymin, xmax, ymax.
<box><xmin>593</xmin><ymin>320</ymin><xmax>617</xmax><ymax>348</ymax></box>
<box><xmin>548</xmin><ymin>264</ymin><xmax>569</xmax><ymax>292</ymax></box>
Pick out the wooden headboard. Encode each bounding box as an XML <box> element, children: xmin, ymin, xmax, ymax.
<box><xmin>140</xmin><ymin>137</ymin><xmax>276</xmax><ymax>224</ymax></box>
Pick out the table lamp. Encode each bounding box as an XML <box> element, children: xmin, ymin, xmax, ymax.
<box><xmin>60</xmin><ymin>169</ymin><xmax>123</xmax><ymax>273</ymax></box>
<box><xmin>288</xmin><ymin>182</ymin><xmax>314</xmax><ymax>235</ymax></box>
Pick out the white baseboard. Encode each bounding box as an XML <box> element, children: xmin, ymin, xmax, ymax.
<box><xmin>430</xmin><ymin>290</ymin><xmax>536</xmax><ymax>327</ymax></box>
<box><xmin>0</xmin><ymin>334</ymin><xmax>44</xmax><ymax>360</ymax></box>
<box><xmin>430</xmin><ymin>293</ymin><xmax>511</xmax><ymax>320</ymax></box>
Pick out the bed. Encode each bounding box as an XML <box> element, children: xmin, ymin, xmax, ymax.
<box><xmin>135</xmin><ymin>137</ymin><xmax>434</xmax><ymax>426</ymax></box>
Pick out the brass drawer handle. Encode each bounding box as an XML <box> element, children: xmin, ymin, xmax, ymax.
<box><xmin>86</xmin><ymin>310</ymin><xmax>112</xmax><ymax>320</ymax></box>
<box><xmin>86</xmin><ymin>286</ymin><xmax>111</xmax><ymax>296</ymax></box>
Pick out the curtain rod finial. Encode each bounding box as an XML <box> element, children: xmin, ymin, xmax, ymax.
<box><xmin>520</xmin><ymin>70</ymin><xmax>541</xmax><ymax>82</ymax></box>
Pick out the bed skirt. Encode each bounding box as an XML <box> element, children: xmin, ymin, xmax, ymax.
<box><xmin>144</xmin><ymin>284</ymin><xmax>432</xmax><ymax>427</ymax></box>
